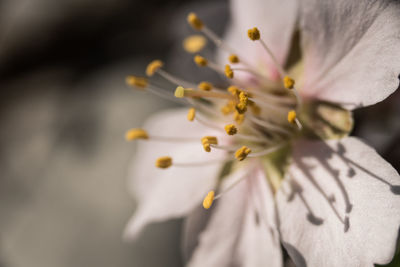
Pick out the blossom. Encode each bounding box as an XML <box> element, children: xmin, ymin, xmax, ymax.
<box><xmin>124</xmin><ymin>0</ymin><xmax>400</xmax><ymax>266</ymax></box>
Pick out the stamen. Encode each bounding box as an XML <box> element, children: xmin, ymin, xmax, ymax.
<box><xmin>247</xmin><ymin>28</ymin><xmax>285</xmax><ymax>78</ymax></box>
<box><xmin>185</xmin><ymin>14</ymin><xmax>272</xmax><ymax>84</ymax></box>
<box><xmin>203</xmin><ymin>190</ymin><xmax>215</xmax><ymax>209</ymax></box>
<box><xmin>224</xmin><ymin>64</ymin><xmax>234</xmax><ymax>79</ymax></box>
<box><xmin>174</xmin><ymin>86</ymin><xmax>233</xmax><ymax>100</ymax></box>
<box><xmin>237</xmin><ymin>91</ymin><xmax>249</xmax><ymax>115</ymax></box>
<box><xmin>235</xmin><ymin>146</ymin><xmax>251</xmax><ymax>161</ymax></box>
<box><xmin>210</xmin><ymin>144</ymin><xmax>239</xmax><ymax>152</ymax></box>
<box><xmin>125</xmin><ymin>128</ymin><xmax>149</xmax><ymax>141</ymax></box>
<box><xmin>248</xmin><ymin>143</ymin><xmax>284</xmax><ymax>157</ymax></box>
<box><xmin>287</xmin><ymin>110</ymin><xmax>303</xmax><ymax>130</ymax></box>
<box><xmin>194</xmin><ymin>55</ymin><xmax>229</xmax><ymax>76</ymax></box>
<box><xmin>239</xmin><ymin>91</ymin><xmax>248</xmax><ymax>104</ymax></box>
<box><xmin>246</xmin><ymin>28</ymin><xmax>303</xmax><ymax>108</ymax></box>
<box><xmin>230</xmin><ymin>67</ymin><xmax>273</xmax><ymax>83</ymax></box>
<box><xmin>224</xmin><ymin>124</ymin><xmax>237</xmax><ymax>135</ymax></box>
<box><xmin>249</xmin><ymin>97</ymin><xmax>291</xmax><ymax>112</ymax></box>
<box><xmin>235</xmin><ymin>102</ymin><xmax>247</xmax><ymax>114</ymax></box>
<box><xmin>194</xmin><ymin>55</ymin><xmax>208</xmax><ymax>67</ymax></box>
<box><xmin>214</xmin><ymin>171</ymin><xmax>250</xmax><ymax>200</ymax></box>
<box><xmin>126</xmin><ymin>75</ymin><xmax>148</xmax><ymax>89</ymax></box>
<box><xmin>248</xmin><ymin>116</ymin><xmax>292</xmax><ymax>135</ymax></box>
<box><xmin>283</xmin><ymin>76</ymin><xmax>295</xmax><ymax>89</ymax></box>
<box><xmin>155</xmin><ymin>156</ymin><xmax>173</xmax><ymax>169</ymax></box>
<box><xmin>248</xmin><ymin>90</ymin><xmax>296</xmax><ymax>106</ymax></box>
<box><xmin>183</xmin><ymin>35</ymin><xmax>207</xmax><ymax>53</ymax></box>
<box><xmin>228</xmin><ymin>54</ymin><xmax>239</xmax><ymax>64</ymax></box>
<box><xmin>287</xmin><ymin>110</ymin><xmax>297</xmax><ymax>124</ymax></box>
<box><xmin>227</xmin><ymin>85</ymin><xmax>241</xmax><ymax>97</ymax></box>
<box><xmin>198</xmin><ymin>81</ymin><xmax>212</xmax><ymax>91</ymax></box>
<box><xmin>247</xmin><ymin>27</ymin><xmax>261</xmax><ymax>41</ymax></box>
<box><xmin>194</xmin><ymin>113</ymin><xmax>269</xmax><ymax>143</ymax></box>
<box><xmin>155</xmin><ymin>68</ymin><xmax>195</xmax><ymax>88</ymax></box>
<box><xmin>201</xmin><ymin>136</ymin><xmax>218</xmax><ymax>152</ymax></box>
<box><xmin>146</xmin><ymin>60</ymin><xmax>164</xmax><ymax>76</ymax></box>
<box><xmin>145</xmin><ymin>85</ymin><xmax>186</xmax><ymax>104</ymax></box>
<box><xmin>187</xmin><ymin>108</ymin><xmax>196</xmax><ymax>121</ymax></box>
<box><xmin>187</xmin><ymin>12</ymin><xmax>204</xmax><ymax>31</ymax></box>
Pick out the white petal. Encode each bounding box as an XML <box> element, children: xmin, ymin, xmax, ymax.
<box><xmin>187</xmin><ymin>164</ymin><xmax>282</xmax><ymax>267</ymax></box>
<box><xmin>300</xmin><ymin>0</ymin><xmax>400</xmax><ymax>109</ymax></box>
<box><xmin>124</xmin><ymin>109</ymin><xmax>225</xmax><ymax>240</ymax></box>
<box><xmin>277</xmin><ymin>137</ymin><xmax>400</xmax><ymax>267</ymax></box>
<box><xmin>237</xmin><ymin>166</ymin><xmax>283</xmax><ymax>267</ymax></box>
<box><xmin>218</xmin><ymin>0</ymin><xmax>298</xmax><ymax>80</ymax></box>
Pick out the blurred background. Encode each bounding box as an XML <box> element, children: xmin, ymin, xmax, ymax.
<box><xmin>0</xmin><ymin>0</ymin><xmax>399</xmax><ymax>266</ymax></box>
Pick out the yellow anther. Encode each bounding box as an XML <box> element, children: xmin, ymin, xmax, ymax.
<box><xmin>201</xmin><ymin>136</ymin><xmax>218</xmax><ymax>145</ymax></box>
<box><xmin>221</xmin><ymin>100</ymin><xmax>236</xmax><ymax>115</ymax></box>
<box><xmin>235</xmin><ymin>146</ymin><xmax>251</xmax><ymax>161</ymax></box>
<box><xmin>187</xmin><ymin>108</ymin><xmax>196</xmax><ymax>121</ymax></box>
<box><xmin>247</xmin><ymin>27</ymin><xmax>260</xmax><ymax>41</ymax></box>
<box><xmin>201</xmin><ymin>136</ymin><xmax>218</xmax><ymax>152</ymax></box>
<box><xmin>125</xmin><ymin>128</ymin><xmax>149</xmax><ymax>141</ymax></box>
<box><xmin>239</xmin><ymin>91</ymin><xmax>248</xmax><ymax>105</ymax></box>
<box><xmin>198</xmin><ymin>81</ymin><xmax>212</xmax><ymax>91</ymax></box>
<box><xmin>224</xmin><ymin>124</ymin><xmax>237</xmax><ymax>135</ymax></box>
<box><xmin>234</xmin><ymin>111</ymin><xmax>245</xmax><ymax>124</ymax></box>
<box><xmin>225</xmin><ymin>64</ymin><xmax>234</xmax><ymax>79</ymax></box>
<box><xmin>174</xmin><ymin>86</ymin><xmax>186</xmax><ymax>98</ymax></box>
<box><xmin>155</xmin><ymin>156</ymin><xmax>173</xmax><ymax>169</ymax></box>
<box><xmin>187</xmin><ymin>12</ymin><xmax>204</xmax><ymax>30</ymax></box>
<box><xmin>227</xmin><ymin>86</ymin><xmax>240</xmax><ymax>97</ymax></box>
<box><xmin>228</xmin><ymin>54</ymin><xmax>239</xmax><ymax>64</ymax></box>
<box><xmin>235</xmin><ymin>102</ymin><xmax>247</xmax><ymax>114</ymax></box>
<box><xmin>203</xmin><ymin>190</ymin><xmax>215</xmax><ymax>209</ymax></box>
<box><xmin>287</xmin><ymin>110</ymin><xmax>297</xmax><ymax>124</ymax></box>
<box><xmin>283</xmin><ymin>76</ymin><xmax>295</xmax><ymax>89</ymax></box>
<box><xmin>125</xmin><ymin>75</ymin><xmax>148</xmax><ymax>89</ymax></box>
<box><xmin>202</xmin><ymin>142</ymin><xmax>211</xmax><ymax>152</ymax></box>
<box><xmin>194</xmin><ymin>55</ymin><xmax>208</xmax><ymax>67</ymax></box>
<box><xmin>146</xmin><ymin>60</ymin><xmax>163</xmax><ymax>76</ymax></box>
<box><xmin>183</xmin><ymin>35</ymin><xmax>207</xmax><ymax>53</ymax></box>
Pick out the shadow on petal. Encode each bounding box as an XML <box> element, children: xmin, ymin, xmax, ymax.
<box><xmin>282</xmin><ymin>242</ymin><xmax>307</xmax><ymax>267</ymax></box>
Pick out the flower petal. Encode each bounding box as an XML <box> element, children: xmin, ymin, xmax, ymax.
<box><xmin>124</xmin><ymin>109</ymin><xmax>225</xmax><ymax>240</ymax></box>
<box><xmin>218</xmin><ymin>0</ymin><xmax>298</xmax><ymax>80</ymax></box>
<box><xmin>300</xmin><ymin>0</ymin><xmax>400</xmax><ymax>109</ymax></box>
<box><xmin>277</xmin><ymin>137</ymin><xmax>400</xmax><ymax>266</ymax></box>
<box><xmin>182</xmin><ymin>206</ymin><xmax>212</xmax><ymax>263</ymax></box>
<box><xmin>187</xmin><ymin>164</ymin><xmax>282</xmax><ymax>267</ymax></box>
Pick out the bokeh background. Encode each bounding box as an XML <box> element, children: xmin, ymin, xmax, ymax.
<box><xmin>0</xmin><ymin>0</ymin><xmax>399</xmax><ymax>266</ymax></box>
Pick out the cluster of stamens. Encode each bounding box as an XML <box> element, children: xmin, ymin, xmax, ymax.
<box><xmin>125</xmin><ymin>12</ymin><xmax>304</xmax><ymax>209</ymax></box>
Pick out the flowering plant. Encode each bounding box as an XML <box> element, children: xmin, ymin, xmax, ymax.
<box><xmin>124</xmin><ymin>0</ymin><xmax>400</xmax><ymax>266</ymax></box>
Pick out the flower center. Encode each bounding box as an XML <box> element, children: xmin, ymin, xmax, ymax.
<box><xmin>125</xmin><ymin>12</ymin><xmax>353</xmax><ymax>210</ymax></box>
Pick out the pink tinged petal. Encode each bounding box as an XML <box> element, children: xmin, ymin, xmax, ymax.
<box><xmin>124</xmin><ymin>109</ymin><xmax>225</xmax><ymax>240</ymax></box>
<box><xmin>187</xmin><ymin>165</ymin><xmax>282</xmax><ymax>267</ymax></box>
<box><xmin>277</xmin><ymin>137</ymin><xmax>400</xmax><ymax>267</ymax></box>
<box><xmin>300</xmin><ymin>0</ymin><xmax>400</xmax><ymax>109</ymax></box>
<box><xmin>218</xmin><ymin>0</ymin><xmax>298</xmax><ymax>81</ymax></box>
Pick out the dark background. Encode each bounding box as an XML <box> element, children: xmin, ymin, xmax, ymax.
<box><xmin>0</xmin><ymin>0</ymin><xmax>399</xmax><ymax>266</ymax></box>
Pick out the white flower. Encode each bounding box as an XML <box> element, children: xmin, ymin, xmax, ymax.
<box><xmin>124</xmin><ymin>0</ymin><xmax>400</xmax><ymax>266</ymax></box>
